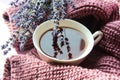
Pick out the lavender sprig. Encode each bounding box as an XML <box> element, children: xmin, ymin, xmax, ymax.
<box><xmin>10</xmin><ymin>0</ymin><xmax>29</xmax><ymax>7</ymax></box>
<box><xmin>51</xmin><ymin>0</ymin><xmax>74</xmax><ymax>59</ymax></box>
<box><xmin>1</xmin><ymin>0</ymin><xmax>75</xmax><ymax>55</ymax></box>
<box><xmin>66</xmin><ymin>0</ymin><xmax>76</xmax><ymax>9</ymax></box>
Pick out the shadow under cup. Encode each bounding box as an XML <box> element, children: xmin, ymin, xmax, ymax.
<box><xmin>33</xmin><ymin>19</ymin><xmax>95</xmax><ymax>65</ymax></box>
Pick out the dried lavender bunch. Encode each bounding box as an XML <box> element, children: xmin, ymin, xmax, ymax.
<box><xmin>51</xmin><ymin>0</ymin><xmax>75</xmax><ymax>36</ymax></box>
<box><xmin>51</xmin><ymin>0</ymin><xmax>75</xmax><ymax>59</ymax></box>
<box><xmin>1</xmin><ymin>0</ymin><xmax>51</xmax><ymax>54</ymax></box>
<box><xmin>11</xmin><ymin>0</ymin><xmax>51</xmax><ymax>29</ymax></box>
<box><xmin>1</xmin><ymin>0</ymin><xmax>75</xmax><ymax>55</ymax></box>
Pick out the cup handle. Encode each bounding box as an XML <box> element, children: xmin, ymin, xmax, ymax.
<box><xmin>93</xmin><ymin>31</ymin><xmax>103</xmax><ymax>46</ymax></box>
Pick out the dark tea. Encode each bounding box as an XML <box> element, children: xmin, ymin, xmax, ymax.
<box><xmin>39</xmin><ymin>27</ymin><xmax>86</xmax><ymax>60</ymax></box>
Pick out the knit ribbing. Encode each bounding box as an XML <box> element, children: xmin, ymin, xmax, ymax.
<box><xmin>68</xmin><ymin>0</ymin><xmax>119</xmax><ymax>21</ymax></box>
<box><xmin>2</xmin><ymin>49</ymin><xmax>120</xmax><ymax>80</ymax></box>
<box><xmin>95</xmin><ymin>55</ymin><xmax>120</xmax><ymax>76</ymax></box>
<box><xmin>67</xmin><ymin>0</ymin><xmax>119</xmax><ymax>33</ymax></box>
<box><xmin>100</xmin><ymin>20</ymin><xmax>120</xmax><ymax>59</ymax></box>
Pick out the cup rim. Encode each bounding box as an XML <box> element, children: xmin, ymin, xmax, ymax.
<box><xmin>33</xmin><ymin>19</ymin><xmax>94</xmax><ymax>62</ymax></box>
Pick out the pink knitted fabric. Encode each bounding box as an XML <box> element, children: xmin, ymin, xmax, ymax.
<box><xmin>67</xmin><ymin>0</ymin><xmax>119</xmax><ymax>32</ymax></box>
<box><xmin>99</xmin><ymin>20</ymin><xmax>120</xmax><ymax>58</ymax></box>
<box><xmin>2</xmin><ymin>6</ymin><xmax>19</xmax><ymax>34</ymax></box>
<box><xmin>1</xmin><ymin>0</ymin><xmax>120</xmax><ymax>80</ymax></box>
<box><xmin>2</xmin><ymin>49</ymin><xmax>120</xmax><ymax>80</ymax></box>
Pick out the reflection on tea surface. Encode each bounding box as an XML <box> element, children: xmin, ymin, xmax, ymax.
<box><xmin>40</xmin><ymin>27</ymin><xmax>86</xmax><ymax>60</ymax></box>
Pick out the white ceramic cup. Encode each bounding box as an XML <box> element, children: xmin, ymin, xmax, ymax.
<box><xmin>33</xmin><ymin>19</ymin><xmax>103</xmax><ymax>65</ymax></box>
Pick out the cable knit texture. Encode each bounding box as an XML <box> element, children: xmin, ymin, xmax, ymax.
<box><xmin>2</xmin><ymin>0</ymin><xmax>120</xmax><ymax>80</ymax></box>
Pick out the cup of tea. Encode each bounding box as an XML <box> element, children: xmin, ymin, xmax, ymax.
<box><xmin>33</xmin><ymin>19</ymin><xmax>103</xmax><ymax>65</ymax></box>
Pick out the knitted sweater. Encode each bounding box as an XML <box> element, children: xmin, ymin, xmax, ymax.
<box><xmin>2</xmin><ymin>48</ymin><xmax>120</xmax><ymax>80</ymax></box>
<box><xmin>2</xmin><ymin>0</ymin><xmax>120</xmax><ymax>80</ymax></box>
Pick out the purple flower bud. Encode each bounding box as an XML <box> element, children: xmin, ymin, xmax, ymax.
<box><xmin>1</xmin><ymin>45</ymin><xmax>6</xmax><ymax>49</ymax></box>
<box><xmin>8</xmin><ymin>48</ymin><xmax>11</xmax><ymax>51</ymax></box>
<box><xmin>3</xmin><ymin>50</ymin><xmax>8</xmax><ymax>55</ymax></box>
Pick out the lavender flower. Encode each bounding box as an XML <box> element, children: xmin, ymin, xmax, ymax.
<box><xmin>1</xmin><ymin>0</ymin><xmax>75</xmax><ymax>55</ymax></box>
<box><xmin>51</xmin><ymin>0</ymin><xmax>76</xmax><ymax>59</ymax></box>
